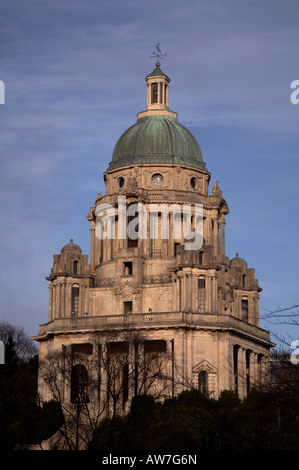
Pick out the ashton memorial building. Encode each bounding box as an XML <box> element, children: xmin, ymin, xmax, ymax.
<box><xmin>34</xmin><ymin>56</ymin><xmax>274</xmax><ymax>411</ymax></box>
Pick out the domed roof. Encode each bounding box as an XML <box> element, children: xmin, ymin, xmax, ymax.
<box><xmin>230</xmin><ymin>253</ymin><xmax>247</xmax><ymax>267</ymax></box>
<box><xmin>61</xmin><ymin>238</ymin><xmax>82</xmax><ymax>253</ymax></box>
<box><xmin>108</xmin><ymin>115</ymin><xmax>206</xmax><ymax>171</ymax></box>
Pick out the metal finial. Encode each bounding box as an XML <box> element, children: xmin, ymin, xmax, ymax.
<box><xmin>150</xmin><ymin>42</ymin><xmax>167</xmax><ymax>66</ymax></box>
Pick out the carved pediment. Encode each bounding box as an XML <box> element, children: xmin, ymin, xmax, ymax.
<box><xmin>192</xmin><ymin>360</ymin><xmax>217</xmax><ymax>374</ymax></box>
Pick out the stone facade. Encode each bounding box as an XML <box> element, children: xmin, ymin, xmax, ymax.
<box><xmin>34</xmin><ymin>61</ymin><xmax>274</xmax><ymax>413</ymax></box>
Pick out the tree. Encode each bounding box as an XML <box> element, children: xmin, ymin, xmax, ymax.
<box><xmin>0</xmin><ymin>322</ymin><xmax>58</xmax><ymax>449</ymax></box>
<box><xmin>38</xmin><ymin>331</ymin><xmax>172</xmax><ymax>450</ymax></box>
<box><xmin>260</xmin><ymin>304</ymin><xmax>299</xmax><ymax>347</ymax></box>
<box><xmin>0</xmin><ymin>321</ymin><xmax>37</xmax><ymax>363</ymax></box>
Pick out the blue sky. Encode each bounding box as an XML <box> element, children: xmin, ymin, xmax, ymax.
<box><xmin>0</xmin><ymin>0</ymin><xmax>298</xmax><ymax>349</ymax></box>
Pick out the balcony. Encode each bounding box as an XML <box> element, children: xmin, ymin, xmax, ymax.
<box><xmin>34</xmin><ymin>311</ymin><xmax>272</xmax><ymax>346</ymax></box>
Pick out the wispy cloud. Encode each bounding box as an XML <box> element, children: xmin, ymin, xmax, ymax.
<box><xmin>0</xmin><ymin>0</ymin><xmax>298</xmax><ymax>336</ymax></box>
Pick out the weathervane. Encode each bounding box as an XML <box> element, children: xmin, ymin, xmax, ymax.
<box><xmin>150</xmin><ymin>42</ymin><xmax>167</xmax><ymax>65</ymax></box>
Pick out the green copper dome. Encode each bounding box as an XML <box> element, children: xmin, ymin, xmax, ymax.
<box><xmin>108</xmin><ymin>114</ymin><xmax>206</xmax><ymax>171</ymax></box>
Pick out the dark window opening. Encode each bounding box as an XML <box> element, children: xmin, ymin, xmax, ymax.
<box><xmin>174</xmin><ymin>242</ymin><xmax>180</xmax><ymax>256</ymax></box>
<box><xmin>124</xmin><ymin>301</ymin><xmax>132</xmax><ymax>315</ymax></box>
<box><xmin>107</xmin><ymin>341</ymin><xmax>129</xmax><ymax>355</ymax></box>
<box><xmin>72</xmin><ymin>343</ymin><xmax>93</xmax><ymax>356</ymax></box>
<box><xmin>151</xmin><ymin>83</ymin><xmax>158</xmax><ymax>104</ymax></box>
<box><xmin>71</xmin><ymin>364</ymin><xmax>89</xmax><ymax>404</ymax></box>
<box><xmin>241</xmin><ymin>298</ymin><xmax>248</xmax><ymax>320</ymax></box>
<box><xmin>198</xmin><ymin>251</ymin><xmax>203</xmax><ymax>265</ymax></box>
<box><xmin>119</xmin><ymin>177</ymin><xmax>124</xmax><ymax>188</ymax></box>
<box><xmin>128</xmin><ymin>239</ymin><xmax>138</xmax><ymax>248</ymax></box>
<box><xmin>71</xmin><ymin>287</ymin><xmax>79</xmax><ymax>317</ymax></box>
<box><xmin>124</xmin><ymin>261</ymin><xmax>133</xmax><ymax>275</ymax></box>
<box><xmin>242</xmin><ymin>274</ymin><xmax>247</xmax><ymax>288</ymax></box>
<box><xmin>190</xmin><ymin>177</ymin><xmax>196</xmax><ymax>189</ymax></box>
<box><xmin>144</xmin><ymin>340</ymin><xmax>166</xmax><ymax>354</ymax></box>
<box><xmin>73</xmin><ymin>261</ymin><xmax>78</xmax><ymax>274</ymax></box>
<box><xmin>127</xmin><ymin>203</ymin><xmax>139</xmax><ymax>248</ymax></box>
<box><xmin>198</xmin><ymin>370</ymin><xmax>208</xmax><ymax>396</ymax></box>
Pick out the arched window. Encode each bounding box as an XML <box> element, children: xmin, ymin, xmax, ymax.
<box><xmin>198</xmin><ymin>278</ymin><xmax>205</xmax><ymax>313</ymax></box>
<box><xmin>71</xmin><ymin>364</ymin><xmax>89</xmax><ymax>404</ymax></box>
<box><xmin>127</xmin><ymin>203</ymin><xmax>139</xmax><ymax>248</ymax></box>
<box><xmin>241</xmin><ymin>298</ymin><xmax>248</xmax><ymax>321</ymax></box>
<box><xmin>242</xmin><ymin>274</ymin><xmax>246</xmax><ymax>288</ymax></box>
<box><xmin>71</xmin><ymin>286</ymin><xmax>80</xmax><ymax>317</ymax></box>
<box><xmin>73</xmin><ymin>260</ymin><xmax>78</xmax><ymax>274</ymax></box>
<box><xmin>198</xmin><ymin>370</ymin><xmax>208</xmax><ymax>396</ymax></box>
<box><xmin>151</xmin><ymin>83</ymin><xmax>158</xmax><ymax>104</ymax></box>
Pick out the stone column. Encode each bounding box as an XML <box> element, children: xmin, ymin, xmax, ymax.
<box><xmin>206</xmin><ymin>275</ymin><xmax>212</xmax><ymax>313</ymax></box>
<box><xmin>157</xmin><ymin>80</ymin><xmax>161</xmax><ymax>104</ymax></box>
<box><xmin>127</xmin><ymin>341</ymin><xmax>135</xmax><ymax>409</ymax></box>
<box><xmin>251</xmin><ymin>352</ymin><xmax>258</xmax><ymax>388</ymax></box>
<box><xmin>192</xmin><ymin>274</ymin><xmax>197</xmax><ymax>312</ymax></box>
<box><xmin>90</xmin><ymin>221</ymin><xmax>95</xmax><ymax>271</ymax></box>
<box><xmin>81</xmin><ymin>285</ymin><xmax>85</xmax><ymax>315</ymax></box>
<box><xmin>166</xmin><ymin>339</ymin><xmax>175</xmax><ymax>398</ymax></box>
<box><xmin>98</xmin><ymin>341</ymin><xmax>109</xmax><ymax>416</ymax></box>
<box><xmin>212</xmin><ymin>217</ymin><xmax>218</xmax><ymax>256</ymax></box>
<box><xmin>49</xmin><ymin>284</ymin><xmax>53</xmax><ymax>321</ymax></box>
<box><xmin>66</xmin><ymin>282</ymin><xmax>72</xmax><ymax>317</ymax></box>
<box><xmin>220</xmin><ymin>217</ymin><xmax>225</xmax><ymax>256</ymax></box>
<box><xmin>181</xmin><ymin>274</ymin><xmax>187</xmax><ymax>311</ymax></box>
<box><xmin>178</xmin><ymin>274</ymin><xmax>182</xmax><ymax>311</ymax></box>
<box><xmin>95</xmin><ymin>221</ymin><xmax>102</xmax><ymax>265</ymax></box>
<box><xmin>185</xmin><ymin>273</ymin><xmax>192</xmax><ymax>311</ymax></box>
<box><xmin>55</xmin><ymin>282</ymin><xmax>61</xmax><ymax>318</ymax></box>
<box><xmin>147</xmin><ymin>83</ymin><xmax>150</xmax><ymax>107</ymax></box>
<box><xmin>168</xmin><ymin>212</ymin><xmax>174</xmax><ymax>257</ymax></box>
<box><xmin>238</xmin><ymin>347</ymin><xmax>247</xmax><ymax>398</ymax></box>
<box><xmin>85</xmin><ymin>285</ymin><xmax>90</xmax><ymax>315</ymax></box>
<box><xmin>211</xmin><ymin>275</ymin><xmax>217</xmax><ymax>314</ymax></box>
<box><xmin>135</xmin><ymin>340</ymin><xmax>145</xmax><ymax>396</ymax></box>
<box><xmin>147</xmin><ymin>205</ymin><xmax>151</xmax><ymax>258</ymax></box>
<box><xmin>61</xmin><ymin>281</ymin><xmax>66</xmax><ymax>317</ymax></box>
<box><xmin>52</xmin><ymin>285</ymin><xmax>56</xmax><ymax>319</ymax></box>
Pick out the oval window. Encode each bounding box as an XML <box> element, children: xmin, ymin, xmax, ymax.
<box><xmin>119</xmin><ymin>177</ymin><xmax>125</xmax><ymax>188</ymax></box>
<box><xmin>151</xmin><ymin>173</ymin><xmax>163</xmax><ymax>185</ymax></box>
<box><xmin>190</xmin><ymin>177</ymin><xmax>196</xmax><ymax>188</ymax></box>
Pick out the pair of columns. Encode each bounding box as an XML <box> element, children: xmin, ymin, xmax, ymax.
<box><xmin>49</xmin><ymin>281</ymin><xmax>89</xmax><ymax>320</ymax></box>
<box><xmin>234</xmin><ymin>346</ymin><xmax>264</xmax><ymax>397</ymax></box>
<box><xmin>175</xmin><ymin>272</ymin><xmax>217</xmax><ymax>313</ymax></box>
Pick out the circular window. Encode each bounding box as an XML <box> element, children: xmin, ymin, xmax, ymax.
<box><xmin>151</xmin><ymin>173</ymin><xmax>163</xmax><ymax>185</ymax></box>
<box><xmin>118</xmin><ymin>177</ymin><xmax>125</xmax><ymax>188</ymax></box>
<box><xmin>190</xmin><ymin>177</ymin><xmax>196</xmax><ymax>189</ymax></box>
